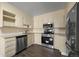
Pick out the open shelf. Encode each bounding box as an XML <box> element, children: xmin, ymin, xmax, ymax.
<box><xmin>3</xmin><ymin>10</ymin><xmax>15</xmax><ymax>17</ymax></box>
<box><xmin>3</xmin><ymin>15</ymin><xmax>15</xmax><ymax>20</ymax></box>
<box><xmin>3</xmin><ymin>10</ymin><xmax>16</xmax><ymax>27</ymax></box>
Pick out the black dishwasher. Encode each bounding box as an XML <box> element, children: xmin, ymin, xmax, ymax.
<box><xmin>16</xmin><ymin>35</ymin><xmax>27</xmax><ymax>53</ymax></box>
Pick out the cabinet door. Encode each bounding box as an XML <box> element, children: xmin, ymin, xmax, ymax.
<box><xmin>54</xmin><ymin>16</ymin><xmax>65</xmax><ymax>28</ymax></box>
<box><xmin>22</xmin><ymin>16</ymin><xmax>28</xmax><ymax>28</ymax></box>
<box><xmin>22</xmin><ymin>14</ymin><xmax>33</xmax><ymax>28</ymax></box>
<box><xmin>15</xmin><ymin>14</ymin><xmax>23</xmax><ymax>28</ymax></box>
<box><xmin>16</xmin><ymin>14</ymin><xmax>29</xmax><ymax>28</ymax></box>
<box><xmin>5</xmin><ymin>37</ymin><xmax>16</xmax><ymax>57</ymax></box>
<box><xmin>27</xmin><ymin>34</ymin><xmax>34</xmax><ymax>47</ymax></box>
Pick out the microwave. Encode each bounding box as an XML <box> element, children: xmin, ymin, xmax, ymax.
<box><xmin>43</xmin><ymin>24</ymin><xmax>53</xmax><ymax>28</ymax></box>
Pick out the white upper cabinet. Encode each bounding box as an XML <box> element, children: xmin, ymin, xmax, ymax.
<box><xmin>0</xmin><ymin>3</ymin><xmax>33</xmax><ymax>28</ymax></box>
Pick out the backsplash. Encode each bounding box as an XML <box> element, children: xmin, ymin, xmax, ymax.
<box><xmin>0</xmin><ymin>27</ymin><xmax>27</xmax><ymax>33</ymax></box>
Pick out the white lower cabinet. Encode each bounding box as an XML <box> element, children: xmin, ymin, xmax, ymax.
<box><xmin>27</xmin><ymin>34</ymin><xmax>34</xmax><ymax>47</ymax></box>
<box><xmin>4</xmin><ymin>37</ymin><xmax>16</xmax><ymax>57</ymax></box>
<box><xmin>5</xmin><ymin>37</ymin><xmax>16</xmax><ymax>57</ymax></box>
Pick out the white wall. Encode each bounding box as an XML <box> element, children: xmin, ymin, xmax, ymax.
<box><xmin>33</xmin><ymin>2</ymin><xmax>76</xmax><ymax>55</ymax></box>
<box><xmin>33</xmin><ymin>9</ymin><xmax>66</xmax><ymax>54</ymax></box>
<box><xmin>65</xmin><ymin>2</ymin><xmax>76</xmax><ymax>16</ymax></box>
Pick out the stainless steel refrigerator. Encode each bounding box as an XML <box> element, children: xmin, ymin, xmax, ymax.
<box><xmin>66</xmin><ymin>3</ymin><xmax>79</xmax><ymax>56</ymax></box>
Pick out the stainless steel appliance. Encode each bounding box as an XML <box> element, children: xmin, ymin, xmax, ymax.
<box><xmin>66</xmin><ymin>3</ymin><xmax>79</xmax><ymax>56</ymax></box>
<box><xmin>16</xmin><ymin>35</ymin><xmax>27</xmax><ymax>53</ymax></box>
<box><xmin>41</xmin><ymin>23</ymin><xmax>54</xmax><ymax>48</ymax></box>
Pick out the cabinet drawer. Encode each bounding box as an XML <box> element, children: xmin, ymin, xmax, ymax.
<box><xmin>5</xmin><ymin>38</ymin><xmax>15</xmax><ymax>43</ymax></box>
<box><xmin>5</xmin><ymin>46</ymin><xmax>16</xmax><ymax>53</ymax></box>
<box><xmin>4</xmin><ymin>37</ymin><xmax>16</xmax><ymax>57</ymax></box>
<box><xmin>5</xmin><ymin>37</ymin><xmax>16</xmax><ymax>48</ymax></box>
<box><xmin>5</xmin><ymin>50</ymin><xmax>16</xmax><ymax>57</ymax></box>
<box><xmin>5</xmin><ymin>41</ymin><xmax>16</xmax><ymax>48</ymax></box>
<box><xmin>5</xmin><ymin>37</ymin><xmax>16</xmax><ymax>42</ymax></box>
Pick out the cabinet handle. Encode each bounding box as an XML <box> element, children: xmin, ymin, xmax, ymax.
<box><xmin>49</xmin><ymin>38</ymin><xmax>53</xmax><ymax>41</ymax></box>
<box><xmin>45</xmin><ymin>40</ymin><xmax>49</xmax><ymax>43</ymax></box>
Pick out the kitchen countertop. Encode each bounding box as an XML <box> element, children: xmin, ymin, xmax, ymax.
<box><xmin>0</xmin><ymin>32</ymin><xmax>27</xmax><ymax>38</ymax></box>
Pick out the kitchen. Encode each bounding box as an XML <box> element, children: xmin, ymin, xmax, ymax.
<box><xmin>0</xmin><ymin>2</ymin><xmax>78</xmax><ymax>57</ymax></box>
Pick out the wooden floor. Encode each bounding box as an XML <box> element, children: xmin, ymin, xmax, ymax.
<box><xmin>14</xmin><ymin>44</ymin><xmax>64</xmax><ymax>57</ymax></box>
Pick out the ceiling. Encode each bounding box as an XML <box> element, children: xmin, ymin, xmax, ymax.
<box><xmin>10</xmin><ymin>2</ymin><xmax>67</xmax><ymax>16</ymax></box>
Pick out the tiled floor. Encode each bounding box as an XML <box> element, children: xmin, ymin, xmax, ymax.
<box><xmin>14</xmin><ymin>44</ymin><xmax>64</xmax><ymax>57</ymax></box>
